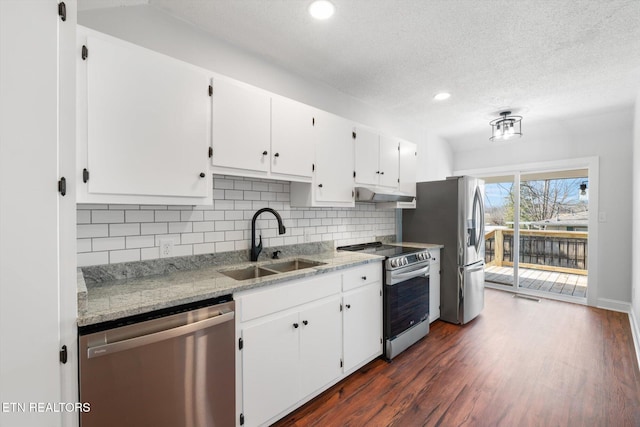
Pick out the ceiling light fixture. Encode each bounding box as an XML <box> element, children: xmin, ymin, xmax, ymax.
<box><xmin>309</xmin><ymin>0</ymin><xmax>335</xmax><ymax>20</ymax></box>
<box><xmin>489</xmin><ymin>111</ymin><xmax>523</xmax><ymax>141</ymax></box>
<box><xmin>434</xmin><ymin>92</ymin><xmax>451</xmax><ymax>101</ymax></box>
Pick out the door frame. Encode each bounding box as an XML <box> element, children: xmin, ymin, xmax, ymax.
<box><xmin>455</xmin><ymin>156</ymin><xmax>599</xmax><ymax>307</ymax></box>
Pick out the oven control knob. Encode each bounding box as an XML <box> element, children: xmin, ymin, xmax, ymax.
<box><xmin>418</xmin><ymin>252</ymin><xmax>424</xmax><ymax>260</ymax></box>
<box><xmin>402</xmin><ymin>257</ymin><xmax>408</xmax><ymax>266</ymax></box>
<box><xmin>390</xmin><ymin>259</ymin><xmax>397</xmax><ymax>268</ymax></box>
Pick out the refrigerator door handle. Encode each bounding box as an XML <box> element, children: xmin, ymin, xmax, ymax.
<box><xmin>463</xmin><ymin>261</ymin><xmax>485</xmax><ymax>273</ymax></box>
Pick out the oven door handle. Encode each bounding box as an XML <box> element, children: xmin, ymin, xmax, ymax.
<box><xmin>390</xmin><ymin>265</ymin><xmax>430</xmax><ymax>282</ymax></box>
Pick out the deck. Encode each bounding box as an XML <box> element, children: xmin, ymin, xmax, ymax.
<box><xmin>485</xmin><ymin>265</ymin><xmax>587</xmax><ymax>297</ymax></box>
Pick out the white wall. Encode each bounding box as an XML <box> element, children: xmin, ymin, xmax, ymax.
<box><xmin>417</xmin><ymin>132</ymin><xmax>454</xmax><ymax>181</ymax></box>
<box><xmin>78</xmin><ymin>5</ymin><xmax>423</xmax><ymax>144</ymax></box>
<box><xmin>631</xmin><ymin>92</ymin><xmax>640</xmax><ymax>347</ymax></box>
<box><xmin>452</xmin><ymin>106</ymin><xmax>634</xmax><ymax>305</ymax></box>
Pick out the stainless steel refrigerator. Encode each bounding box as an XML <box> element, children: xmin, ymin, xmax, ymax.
<box><xmin>402</xmin><ymin>176</ymin><xmax>485</xmax><ymax>324</ymax></box>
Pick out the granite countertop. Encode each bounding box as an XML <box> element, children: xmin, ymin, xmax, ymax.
<box><xmin>77</xmin><ymin>250</ymin><xmax>384</xmax><ymax>327</ymax></box>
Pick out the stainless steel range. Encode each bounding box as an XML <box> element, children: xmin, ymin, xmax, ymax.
<box><xmin>338</xmin><ymin>242</ymin><xmax>431</xmax><ymax>360</ymax></box>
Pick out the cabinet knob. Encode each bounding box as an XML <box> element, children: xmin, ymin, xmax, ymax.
<box><xmin>293</xmin><ymin>323</ymin><xmax>299</xmax><ymax>329</ymax></box>
<box><xmin>361</xmin><ymin>276</ymin><xmax>367</xmax><ymax>280</ymax></box>
<box><xmin>380</xmin><ymin>171</ymin><xmax>384</xmax><ymax>175</ymax></box>
<box><xmin>274</xmin><ymin>153</ymin><xmax>280</xmax><ymax>157</ymax></box>
<box><xmin>199</xmin><ymin>172</ymin><xmax>205</xmax><ymax>178</ymax></box>
<box><xmin>346</xmin><ymin>304</ymin><xmax>351</xmax><ymax>309</ymax></box>
<box><xmin>262</xmin><ymin>151</ymin><xmax>268</xmax><ymax>156</ymax></box>
<box><xmin>376</xmin><ymin>171</ymin><xmax>380</xmax><ymax>174</ymax></box>
<box><xmin>302</xmin><ymin>320</ymin><xmax>308</xmax><ymax>326</ymax></box>
<box><xmin>318</xmin><ymin>184</ymin><xmax>323</xmax><ymax>188</ymax></box>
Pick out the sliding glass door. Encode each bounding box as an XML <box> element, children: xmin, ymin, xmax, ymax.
<box><xmin>483</xmin><ymin>169</ymin><xmax>589</xmax><ymax>300</ymax></box>
<box><xmin>483</xmin><ymin>175</ymin><xmax>516</xmax><ymax>288</ymax></box>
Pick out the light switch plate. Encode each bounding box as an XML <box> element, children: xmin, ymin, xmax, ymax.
<box><xmin>598</xmin><ymin>212</ymin><xmax>607</xmax><ymax>222</ymax></box>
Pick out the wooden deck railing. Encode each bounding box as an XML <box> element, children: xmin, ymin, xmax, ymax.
<box><xmin>485</xmin><ymin>229</ymin><xmax>588</xmax><ymax>276</ymax></box>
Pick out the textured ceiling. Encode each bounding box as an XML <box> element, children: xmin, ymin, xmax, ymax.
<box><xmin>79</xmin><ymin>0</ymin><xmax>640</xmax><ymax>148</ymax></box>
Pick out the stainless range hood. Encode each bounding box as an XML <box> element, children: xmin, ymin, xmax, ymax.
<box><xmin>355</xmin><ymin>186</ymin><xmax>415</xmax><ymax>203</ymax></box>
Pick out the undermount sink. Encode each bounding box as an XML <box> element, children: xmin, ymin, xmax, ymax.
<box><xmin>219</xmin><ymin>266</ymin><xmax>278</xmax><ymax>281</ymax></box>
<box><xmin>267</xmin><ymin>259</ymin><xmax>327</xmax><ymax>273</ymax></box>
<box><xmin>219</xmin><ymin>259</ymin><xmax>327</xmax><ymax>281</ymax></box>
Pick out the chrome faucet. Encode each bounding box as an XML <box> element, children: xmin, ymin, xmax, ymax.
<box><xmin>250</xmin><ymin>208</ymin><xmax>286</xmax><ymax>261</ymax></box>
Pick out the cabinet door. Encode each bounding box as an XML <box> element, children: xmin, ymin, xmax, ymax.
<box><xmin>399</xmin><ymin>140</ymin><xmax>417</xmax><ymax>196</ymax></box>
<box><xmin>314</xmin><ymin>111</ymin><xmax>354</xmax><ymax>203</ymax></box>
<box><xmin>241</xmin><ymin>312</ymin><xmax>300</xmax><ymax>427</ymax></box>
<box><xmin>299</xmin><ymin>297</ymin><xmax>343</xmax><ymax>398</ymax></box>
<box><xmin>429</xmin><ymin>249</ymin><xmax>441</xmax><ymax>322</ymax></box>
<box><xmin>353</xmin><ymin>127</ymin><xmax>379</xmax><ymax>186</ymax></box>
<box><xmin>211</xmin><ymin>78</ymin><xmax>271</xmax><ymax>174</ymax></box>
<box><xmin>83</xmin><ymin>33</ymin><xmax>210</xmax><ymax>199</ymax></box>
<box><xmin>379</xmin><ymin>135</ymin><xmax>400</xmax><ymax>188</ymax></box>
<box><xmin>343</xmin><ymin>282</ymin><xmax>383</xmax><ymax>372</ymax></box>
<box><xmin>271</xmin><ymin>96</ymin><xmax>314</xmax><ymax>180</ymax></box>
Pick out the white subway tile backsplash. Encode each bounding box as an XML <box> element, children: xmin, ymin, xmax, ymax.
<box><xmin>181</xmin><ymin>211</ymin><xmax>203</xmax><ymax>222</ymax></box>
<box><xmin>77</xmin><ymin>238</ymin><xmax>92</xmax><ymax>253</ymax></box>
<box><xmin>193</xmin><ymin>222</ymin><xmax>216</xmax><ymax>232</ymax></box>
<box><xmin>215</xmin><ymin>241</ymin><xmax>235</xmax><ymax>252</ymax></box>
<box><xmin>93</xmin><ymin>237</ymin><xmax>125</xmax><ymax>251</ymax></box>
<box><xmin>181</xmin><ymin>233</ymin><xmax>204</xmax><ymax>245</ymax></box>
<box><xmin>78</xmin><ymin>251</ymin><xmax>109</xmax><ymax>267</ymax></box>
<box><xmin>76</xmin><ymin>174</ymin><xmax>396</xmax><ymax>266</ymax></box>
<box><xmin>169</xmin><ymin>222</ymin><xmax>192</xmax><ymax>233</ymax></box>
<box><xmin>77</xmin><ymin>224</ymin><xmax>109</xmax><ymax>238</ymax></box>
<box><xmin>194</xmin><ymin>243</ymin><xmax>216</xmax><ymax>255</ymax></box>
<box><xmin>155</xmin><ymin>210</ymin><xmax>180</xmax><ymax>222</ymax></box>
<box><xmin>77</xmin><ymin>210</ymin><xmax>91</xmax><ymax>224</ymax></box>
<box><xmin>126</xmin><ymin>235</ymin><xmax>155</xmax><ymax>249</ymax></box>
<box><xmin>92</xmin><ymin>210</ymin><xmax>124</xmax><ymax>224</ymax></box>
<box><xmin>109</xmin><ymin>223</ymin><xmax>140</xmax><ymax>237</ymax></box>
<box><xmin>141</xmin><ymin>246</ymin><xmax>160</xmax><ymax>260</ymax></box>
<box><xmin>125</xmin><ymin>210</ymin><xmax>154</xmax><ymax>223</ymax></box>
<box><xmin>204</xmin><ymin>211</ymin><xmax>225</xmax><ymax>221</ymax></box>
<box><xmin>110</xmin><ymin>249</ymin><xmax>140</xmax><ymax>264</ymax></box>
<box><xmin>141</xmin><ymin>223</ymin><xmax>168</xmax><ymax>235</ymax></box>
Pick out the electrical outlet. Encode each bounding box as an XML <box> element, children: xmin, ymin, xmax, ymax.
<box><xmin>159</xmin><ymin>239</ymin><xmax>173</xmax><ymax>258</ymax></box>
<box><xmin>598</xmin><ymin>211</ymin><xmax>607</xmax><ymax>223</ymax></box>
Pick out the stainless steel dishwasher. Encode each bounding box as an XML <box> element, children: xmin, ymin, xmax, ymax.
<box><xmin>78</xmin><ymin>295</ymin><xmax>235</xmax><ymax>427</ymax></box>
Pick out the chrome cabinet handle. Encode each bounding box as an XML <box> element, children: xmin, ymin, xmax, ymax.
<box><xmin>293</xmin><ymin>323</ymin><xmax>299</xmax><ymax>329</ymax></box>
<box><xmin>87</xmin><ymin>311</ymin><xmax>235</xmax><ymax>359</ymax></box>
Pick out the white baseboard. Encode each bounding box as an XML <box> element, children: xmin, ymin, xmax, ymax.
<box><xmin>596</xmin><ymin>297</ymin><xmax>632</xmax><ymax>313</ymax></box>
<box><xmin>629</xmin><ymin>309</ymin><xmax>640</xmax><ymax>371</ymax></box>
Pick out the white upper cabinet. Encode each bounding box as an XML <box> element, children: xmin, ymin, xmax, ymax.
<box><xmin>397</xmin><ymin>140</ymin><xmax>418</xmax><ymax>208</ymax></box>
<box><xmin>291</xmin><ymin>110</ymin><xmax>355</xmax><ymax>207</ymax></box>
<box><xmin>314</xmin><ymin>111</ymin><xmax>355</xmax><ymax>204</ymax></box>
<box><xmin>379</xmin><ymin>135</ymin><xmax>401</xmax><ymax>188</ymax></box>
<box><xmin>211</xmin><ymin>80</ymin><xmax>314</xmax><ymax>182</ymax></box>
<box><xmin>211</xmin><ymin>77</ymin><xmax>271</xmax><ymax>175</ymax></box>
<box><xmin>271</xmin><ymin>96</ymin><xmax>315</xmax><ymax>180</ymax></box>
<box><xmin>76</xmin><ymin>27</ymin><xmax>212</xmax><ymax>205</ymax></box>
<box><xmin>353</xmin><ymin>127</ymin><xmax>380</xmax><ymax>186</ymax></box>
<box><xmin>354</xmin><ymin>127</ymin><xmax>399</xmax><ymax>189</ymax></box>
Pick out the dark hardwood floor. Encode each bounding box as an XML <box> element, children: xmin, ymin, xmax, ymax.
<box><xmin>273</xmin><ymin>289</ymin><xmax>640</xmax><ymax>426</ymax></box>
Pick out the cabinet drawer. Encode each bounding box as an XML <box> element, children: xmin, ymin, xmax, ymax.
<box><xmin>237</xmin><ymin>272</ymin><xmax>340</xmax><ymax>322</ymax></box>
<box><xmin>342</xmin><ymin>262</ymin><xmax>382</xmax><ymax>292</ymax></box>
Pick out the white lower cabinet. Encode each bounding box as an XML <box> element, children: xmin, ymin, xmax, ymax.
<box><xmin>235</xmin><ymin>262</ymin><xmax>382</xmax><ymax>427</ymax></box>
<box><xmin>343</xmin><ymin>282</ymin><xmax>382</xmax><ymax>372</ymax></box>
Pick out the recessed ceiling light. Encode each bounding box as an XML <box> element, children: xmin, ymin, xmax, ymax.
<box><xmin>309</xmin><ymin>0</ymin><xmax>335</xmax><ymax>20</ymax></box>
<box><xmin>434</xmin><ymin>92</ymin><xmax>451</xmax><ymax>101</ymax></box>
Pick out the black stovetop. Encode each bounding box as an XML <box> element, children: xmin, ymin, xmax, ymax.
<box><xmin>337</xmin><ymin>242</ymin><xmax>423</xmax><ymax>258</ymax></box>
